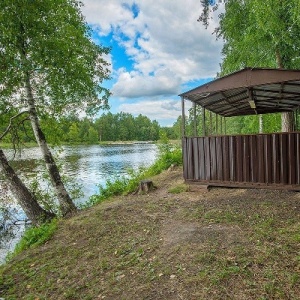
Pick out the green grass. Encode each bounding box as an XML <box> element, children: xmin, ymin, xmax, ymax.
<box><xmin>2</xmin><ymin>144</ymin><xmax>300</xmax><ymax>299</ymax></box>
<box><xmin>0</xmin><ymin>142</ymin><xmax>38</xmax><ymax>148</ymax></box>
<box><xmin>1</xmin><ymin>177</ymin><xmax>300</xmax><ymax>299</ymax></box>
<box><xmin>168</xmin><ymin>184</ymin><xmax>188</xmax><ymax>194</ymax></box>
<box><xmin>6</xmin><ymin>219</ymin><xmax>58</xmax><ymax>261</ymax></box>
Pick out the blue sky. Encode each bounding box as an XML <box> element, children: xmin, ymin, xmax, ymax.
<box><xmin>82</xmin><ymin>0</ymin><xmax>224</xmax><ymax>126</ymax></box>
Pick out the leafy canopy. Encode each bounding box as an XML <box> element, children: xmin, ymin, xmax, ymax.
<box><xmin>219</xmin><ymin>0</ymin><xmax>300</xmax><ymax>73</ymax></box>
<box><xmin>0</xmin><ymin>0</ymin><xmax>111</xmax><ymax>118</ymax></box>
<box><xmin>199</xmin><ymin>0</ymin><xmax>300</xmax><ymax>74</ymax></box>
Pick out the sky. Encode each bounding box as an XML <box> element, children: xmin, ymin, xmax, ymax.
<box><xmin>81</xmin><ymin>0</ymin><xmax>224</xmax><ymax>126</ymax></box>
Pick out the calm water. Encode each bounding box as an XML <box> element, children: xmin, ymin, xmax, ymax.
<box><xmin>0</xmin><ymin>143</ymin><xmax>158</xmax><ymax>263</ymax></box>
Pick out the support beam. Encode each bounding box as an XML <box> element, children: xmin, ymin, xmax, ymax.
<box><xmin>210</xmin><ymin>111</ymin><xmax>213</xmax><ymax>135</ymax></box>
<box><xmin>193</xmin><ymin>102</ymin><xmax>197</xmax><ymax>136</ymax></box>
<box><xmin>181</xmin><ymin>96</ymin><xmax>186</xmax><ymax>138</ymax></box>
<box><xmin>202</xmin><ymin>107</ymin><xmax>206</xmax><ymax>136</ymax></box>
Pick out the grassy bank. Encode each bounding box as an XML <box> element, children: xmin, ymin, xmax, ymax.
<box><xmin>1</xmin><ymin>142</ymin><xmax>182</xmax><ymax>260</ymax></box>
<box><xmin>0</xmin><ymin>142</ymin><xmax>38</xmax><ymax>149</ymax></box>
<box><xmin>1</xmin><ymin>168</ymin><xmax>300</xmax><ymax>299</ymax></box>
<box><xmin>1</xmin><ymin>142</ymin><xmax>300</xmax><ymax>299</ymax></box>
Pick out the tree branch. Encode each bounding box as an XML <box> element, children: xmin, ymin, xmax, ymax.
<box><xmin>0</xmin><ymin>110</ymin><xmax>30</xmax><ymax>141</ymax></box>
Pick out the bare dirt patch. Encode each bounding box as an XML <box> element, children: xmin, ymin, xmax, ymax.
<box><xmin>162</xmin><ymin>219</ymin><xmax>243</xmax><ymax>247</ymax></box>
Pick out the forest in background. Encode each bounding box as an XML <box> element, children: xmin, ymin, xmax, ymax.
<box><xmin>1</xmin><ymin>108</ymin><xmax>300</xmax><ymax>146</ymax></box>
<box><xmin>0</xmin><ymin>111</ymin><xmax>178</xmax><ymax>145</ymax></box>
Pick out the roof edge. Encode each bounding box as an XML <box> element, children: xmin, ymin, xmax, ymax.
<box><xmin>179</xmin><ymin>67</ymin><xmax>300</xmax><ymax>97</ymax></box>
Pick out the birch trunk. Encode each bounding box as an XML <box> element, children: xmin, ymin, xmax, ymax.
<box><xmin>281</xmin><ymin>111</ymin><xmax>294</xmax><ymax>132</ymax></box>
<box><xmin>276</xmin><ymin>49</ymin><xmax>294</xmax><ymax>132</ymax></box>
<box><xmin>25</xmin><ymin>74</ymin><xmax>77</xmax><ymax>216</ymax></box>
<box><xmin>0</xmin><ymin>149</ymin><xmax>55</xmax><ymax>225</ymax></box>
<box><xmin>259</xmin><ymin>115</ymin><xmax>263</xmax><ymax>133</ymax></box>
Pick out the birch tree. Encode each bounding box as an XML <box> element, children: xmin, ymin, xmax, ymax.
<box><xmin>0</xmin><ymin>0</ymin><xmax>111</xmax><ymax>216</ymax></box>
<box><xmin>0</xmin><ymin>149</ymin><xmax>55</xmax><ymax>226</ymax></box>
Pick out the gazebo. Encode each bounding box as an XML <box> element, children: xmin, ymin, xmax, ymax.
<box><xmin>179</xmin><ymin>68</ymin><xmax>300</xmax><ymax>190</ymax></box>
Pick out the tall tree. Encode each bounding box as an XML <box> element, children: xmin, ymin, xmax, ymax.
<box><xmin>199</xmin><ymin>0</ymin><xmax>300</xmax><ymax>132</ymax></box>
<box><xmin>0</xmin><ymin>149</ymin><xmax>55</xmax><ymax>225</ymax></box>
<box><xmin>0</xmin><ymin>0</ymin><xmax>111</xmax><ymax>216</ymax></box>
<box><xmin>0</xmin><ymin>107</ymin><xmax>56</xmax><ymax>224</ymax></box>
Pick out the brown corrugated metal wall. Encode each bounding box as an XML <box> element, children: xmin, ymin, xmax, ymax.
<box><xmin>183</xmin><ymin>132</ymin><xmax>300</xmax><ymax>190</ymax></box>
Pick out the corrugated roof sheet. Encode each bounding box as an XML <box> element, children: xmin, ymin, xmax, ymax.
<box><xmin>180</xmin><ymin>68</ymin><xmax>300</xmax><ymax>117</ymax></box>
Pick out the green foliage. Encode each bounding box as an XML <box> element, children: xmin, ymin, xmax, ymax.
<box><xmin>85</xmin><ymin>142</ymin><xmax>182</xmax><ymax>206</ymax></box>
<box><xmin>197</xmin><ymin>0</ymin><xmax>300</xmax><ymax>134</ymax></box>
<box><xmin>0</xmin><ymin>0</ymin><xmax>111</xmax><ymax>117</ymax></box>
<box><xmin>168</xmin><ymin>184</ymin><xmax>188</xmax><ymax>194</ymax></box>
<box><xmin>31</xmin><ymin>112</ymin><xmax>166</xmax><ymax>145</ymax></box>
<box><xmin>95</xmin><ymin>112</ymin><xmax>160</xmax><ymax>142</ymax></box>
<box><xmin>215</xmin><ymin>0</ymin><xmax>300</xmax><ymax>73</ymax></box>
<box><xmin>7</xmin><ymin>219</ymin><xmax>58</xmax><ymax>261</ymax></box>
<box><xmin>146</xmin><ymin>143</ymin><xmax>182</xmax><ymax>175</ymax></box>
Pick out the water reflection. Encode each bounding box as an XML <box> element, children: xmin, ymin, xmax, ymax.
<box><xmin>0</xmin><ymin>206</ymin><xmax>30</xmax><ymax>263</ymax></box>
<box><xmin>0</xmin><ymin>143</ymin><xmax>158</xmax><ymax>263</ymax></box>
<box><xmin>59</xmin><ymin>144</ymin><xmax>158</xmax><ymax>202</ymax></box>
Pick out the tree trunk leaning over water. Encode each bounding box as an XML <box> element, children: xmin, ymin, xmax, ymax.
<box><xmin>25</xmin><ymin>75</ymin><xmax>77</xmax><ymax>217</ymax></box>
<box><xmin>0</xmin><ymin>149</ymin><xmax>55</xmax><ymax>226</ymax></box>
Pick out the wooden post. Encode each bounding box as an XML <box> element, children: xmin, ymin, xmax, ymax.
<box><xmin>181</xmin><ymin>96</ymin><xmax>186</xmax><ymax>138</ymax></box>
<box><xmin>210</xmin><ymin>111</ymin><xmax>213</xmax><ymax>135</ymax></box>
<box><xmin>202</xmin><ymin>107</ymin><xmax>206</xmax><ymax>136</ymax></box>
<box><xmin>193</xmin><ymin>102</ymin><xmax>197</xmax><ymax>136</ymax></box>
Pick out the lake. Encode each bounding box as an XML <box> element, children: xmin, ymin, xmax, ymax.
<box><xmin>0</xmin><ymin>143</ymin><xmax>158</xmax><ymax>263</ymax></box>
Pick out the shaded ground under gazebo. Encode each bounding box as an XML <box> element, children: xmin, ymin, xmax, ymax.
<box><xmin>179</xmin><ymin>68</ymin><xmax>300</xmax><ymax>190</ymax></box>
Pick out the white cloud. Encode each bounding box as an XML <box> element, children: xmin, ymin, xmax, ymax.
<box><xmin>82</xmin><ymin>1</ymin><xmax>224</xmax><ymax>125</ymax></box>
<box><xmin>82</xmin><ymin>0</ymin><xmax>223</xmax><ymax>97</ymax></box>
<box><xmin>119</xmin><ymin>99</ymin><xmax>193</xmax><ymax>124</ymax></box>
<box><xmin>119</xmin><ymin>99</ymin><xmax>182</xmax><ymax>121</ymax></box>
<box><xmin>112</xmin><ymin>68</ymin><xmax>181</xmax><ymax>98</ymax></box>
<box><xmin>81</xmin><ymin>0</ymin><xmax>136</xmax><ymax>35</ymax></box>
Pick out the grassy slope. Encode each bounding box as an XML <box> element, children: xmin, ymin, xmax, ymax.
<box><xmin>1</xmin><ymin>168</ymin><xmax>300</xmax><ymax>299</ymax></box>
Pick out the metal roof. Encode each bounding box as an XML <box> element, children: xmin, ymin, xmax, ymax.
<box><xmin>180</xmin><ymin>68</ymin><xmax>300</xmax><ymax>117</ymax></box>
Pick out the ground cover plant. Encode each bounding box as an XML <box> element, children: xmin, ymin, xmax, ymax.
<box><xmin>1</xmin><ymin>167</ymin><xmax>300</xmax><ymax>299</ymax></box>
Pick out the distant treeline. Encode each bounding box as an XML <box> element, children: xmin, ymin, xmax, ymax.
<box><xmin>2</xmin><ymin>109</ymin><xmax>298</xmax><ymax>146</ymax></box>
<box><xmin>1</xmin><ymin>112</ymin><xmax>180</xmax><ymax>145</ymax></box>
<box><xmin>41</xmin><ymin>112</ymin><xmax>180</xmax><ymax>144</ymax></box>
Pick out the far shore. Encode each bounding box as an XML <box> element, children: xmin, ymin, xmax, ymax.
<box><xmin>0</xmin><ymin>140</ymin><xmax>180</xmax><ymax>148</ymax></box>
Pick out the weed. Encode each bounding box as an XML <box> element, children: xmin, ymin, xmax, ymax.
<box><xmin>6</xmin><ymin>219</ymin><xmax>58</xmax><ymax>261</ymax></box>
<box><xmin>168</xmin><ymin>184</ymin><xmax>188</xmax><ymax>194</ymax></box>
<box><xmin>204</xmin><ymin>208</ymin><xmax>243</xmax><ymax>224</ymax></box>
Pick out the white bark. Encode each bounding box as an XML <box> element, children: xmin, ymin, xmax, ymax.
<box><xmin>0</xmin><ymin>149</ymin><xmax>54</xmax><ymax>225</ymax></box>
<box><xmin>25</xmin><ymin>74</ymin><xmax>77</xmax><ymax>216</ymax></box>
<box><xmin>259</xmin><ymin>115</ymin><xmax>263</xmax><ymax>133</ymax></box>
<box><xmin>281</xmin><ymin>112</ymin><xmax>294</xmax><ymax>132</ymax></box>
